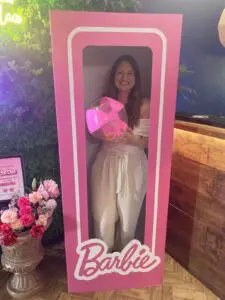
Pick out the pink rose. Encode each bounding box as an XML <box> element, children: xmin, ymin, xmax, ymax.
<box><xmin>20</xmin><ymin>214</ymin><xmax>35</xmax><ymax>227</ymax></box>
<box><xmin>11</xmin><ymin>219</ymin><xmax>23</xmax><ymax>230</ymax></box>
<box><xmin>19</xmin><ymin>205</ymin><xmax>32</xmax><ymax>216</ymax></box>
<box><xmin>49</xmin><ymin>187</ymin><xmax>60</xmax><ymax>198</ymax></box>
<box><xmin>29</xmin><ymin>192</ymin><xmax>42</xmax><ymax>204</ymax></box>
<box><xmin>17</xmin><ymin>197</ymin><xmax>30</xmax><ymax>208</ymax></box>
<box><xmin>37</xmin><ymin>206</ymin><xmax>43</xmax><ymax>215</ymax></box>
<box><xmin>37</xmin><ymin>184</ymin><xmax>49</xmax><ymax>200</ymax></box>
<box><xmin>1</xmin><ymin>232</ymin><xmax>17</xmax><ymax>246</ymax></box>
<box><xmin>43</xmin><ymin>180</ymin><xmax>60</xmax><ymax>198</ymax></box>
<box><xmin>0</xmin><ymin>223</ymin><xmax>17</xmax><ymax>246</ymax></box>
<box><xmin>1</xmin><ymin>209</ymin><xmax>18</xmax><ymax>224</ymax></box>
<box><xmin>9</xmin><ymin>207</ymin><xmax>18</xmax><ymax>213</ymax></box>
<box><xmin>46</xmin><ymin>209</ymin><xmax>54</xmax><ymax>218</ymax></box>
<box><xmin>0</xmin><ymin>223</ymin><xmax>12</xmax><ymax>235</ymax></box>
<box><xmin>30</xmin><ymin>225</ymin><xmax>45</xmax><ymax>238</ymax></box>
<box><xmin>39</xmin><ymin>199</ymin><xmax>47</xmax><ymax>206</ymax></box>
<box><xmin>37</xmin><ymin>215</ymin><xmax>48</xmax><ymax>227</ymax></box>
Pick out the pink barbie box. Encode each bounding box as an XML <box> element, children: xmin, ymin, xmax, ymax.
<box><xmin>86</xmin><ymin>97</ymin><xmax>128</xmax><ymax>141</ymax></box>
<box><xmin>50</xmin><ymin>11</ymin><xmax>182</xmax><ymax>293</ymax></box>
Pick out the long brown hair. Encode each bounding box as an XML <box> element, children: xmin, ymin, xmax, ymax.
<box><xmin>106</xmin><ymin>55</ymin><xmax>142</xmax><ymax>128</ymax></box>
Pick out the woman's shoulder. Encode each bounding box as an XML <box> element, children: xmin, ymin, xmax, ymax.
<box><xmin>140</xmin><ymin>97</ymin><xmax>150</xmax><ymax>118</ymax></box>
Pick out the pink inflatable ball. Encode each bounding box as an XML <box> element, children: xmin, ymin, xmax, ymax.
<box><xmin>86</xmin><ymin>97</ymin><xmax>128</xmax><ymax>141</ymax></box>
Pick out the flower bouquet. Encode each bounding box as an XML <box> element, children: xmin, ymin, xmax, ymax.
<box><xmin>0</xmin><ymin>179</ymin><xmax>59</xmax><ymax>246</ymax></box>
<box><xmin>0</xmin><ymin>179</ymin><xmax>60</xmax><ymax>299</ymax></box>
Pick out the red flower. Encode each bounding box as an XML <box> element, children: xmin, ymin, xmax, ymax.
<box><xmin>20</xmin><ymin>214</ymin><xmax>35</xmax><ymax>227</ymax></box>
<box><xmin>17</xmin><ymin>197</ymin><xmax>30</xmax><ymax>208</ymax></box>
<box><xmin>19</xmin><ymin>205</ymin><xmax>32</xmax><ymax>216</ymax></box>
<box><xmin>0</xmin><ymin>223</ymin><xmax>12</xmax><ymax>235</ymax></box>
<box><xmin>2</xmin><ymin>232</ymin><xmax>17</xmax><ymax>246</ymax></box>
<box><xmin>30</xmin><ymin>225</ymin><xmax>45</xmax><ymax>238</ymax></box>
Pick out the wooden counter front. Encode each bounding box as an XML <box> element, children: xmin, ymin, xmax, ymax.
<box><xmin>167</xmin><ymin>120</ymin><xmax>225</xmax><ymax>299</ymax></box>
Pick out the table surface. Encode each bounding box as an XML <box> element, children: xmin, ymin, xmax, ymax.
<box><xmin>175</xmin><ymin>120</ymin><xmax>225</xmax><ymax>140</ymax></box>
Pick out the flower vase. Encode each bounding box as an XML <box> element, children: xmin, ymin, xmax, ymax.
<box><xmin>1</xmin><ymin>232</ymin><xmax>44</xmax><ymax>299</ymax></box>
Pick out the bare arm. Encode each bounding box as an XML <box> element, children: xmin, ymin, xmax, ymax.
<box><xmin>119</xmin><ymin>98</ymin><xmax>150</xmax><ymax>148</ymax></box>
<box><xmin>131</xmin><ymin>98</ymin><xmax>150</xmax><ymax>148</ymax></box>
<box><xmin>132</xmin><ymin>135</ymin><xmax>149</xmax><ymax>148</ymax></box>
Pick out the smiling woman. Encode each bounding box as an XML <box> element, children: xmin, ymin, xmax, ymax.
<box><xmin>83</xmin><ymin>46</ymin><xmax>152</xmax><ymax>253</ymax></box>
<box><xmin>107</xmin><ymin>55</ymin><xmax>143</xmax><ymax>129</ymax></box>
<box><xmin>115</xmin><ymin>60</ymin><xmax>135</xmax><ymax>91</ymax></box>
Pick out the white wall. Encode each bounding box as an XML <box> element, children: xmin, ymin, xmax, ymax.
<box><xmin>83</xmin><ymin>46</ymin><xmax>152</xmax><ymax>167</ymax></box>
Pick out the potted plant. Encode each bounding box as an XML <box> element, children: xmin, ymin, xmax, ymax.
<box><xmin>0</xmin><ymin>179</ymin><xmax>60</xmax><ymax>299</ymax></box>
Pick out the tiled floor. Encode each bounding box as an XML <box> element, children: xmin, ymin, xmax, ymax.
<box><xmin>0</xmin><ymin>243</ymin><xmax>220</xmax><ymax>300</ymax></box>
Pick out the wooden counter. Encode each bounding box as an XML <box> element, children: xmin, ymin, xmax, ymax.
<box><xmin>166</xmin><ymin>120</ymin><xmax>225</xmax><ymax>299</ymax></box>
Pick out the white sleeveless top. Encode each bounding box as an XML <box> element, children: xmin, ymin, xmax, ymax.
<box><xmin>102</xmin><ymin>119</ymin><xmax>150</xmax><ymax>154</ymax></box>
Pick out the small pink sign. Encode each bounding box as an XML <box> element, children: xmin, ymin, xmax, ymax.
<box><xmin>50</xmin><ymin>11</ymin><xmax>182</xmax><ymax>293</ymax></box>
<box><xmin>0</xmin><ymin>156</ymin><xmax>25</xmax><ymax>202</ymax></box>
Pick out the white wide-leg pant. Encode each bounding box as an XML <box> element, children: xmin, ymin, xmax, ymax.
<box><xmin>91</xmin><ymin>143</ymin><xmax>147</xmax><ymax>250</ymax></box>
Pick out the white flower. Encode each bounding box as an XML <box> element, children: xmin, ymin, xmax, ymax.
<box><xmin>1</xmin><ymin>209</ymin><xmax>18</xmax><ymax>224</ymax></box>
<box><xmin>43</xmin><ymin>180</ymin><xmax>60</xmax><ymax>198</ymax></box>
<box><xmin>46</xmin><ymin>199</ymin><xmax>57</xmax><ymax>210</ymax></box>
<box><xmin>37</xmin><ymin>183</ymin><xmax>49</xmax><ymax>200</ymax></box>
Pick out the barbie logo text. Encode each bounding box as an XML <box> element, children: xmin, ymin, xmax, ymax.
<box><xmin>74</xmin><ymin>239</ymin><xmax>161</xmax><ymax>281</ymax></box>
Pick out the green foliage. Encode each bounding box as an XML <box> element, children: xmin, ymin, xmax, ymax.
<box><xmin>0</xmin><ymin>0</ymin><xmax>141</xmax><ymax>244</ymax></box>
<box><xmin>0</xmin><ymin>59</ymin><xmax>58</xmax><ymax>181</ymax></box>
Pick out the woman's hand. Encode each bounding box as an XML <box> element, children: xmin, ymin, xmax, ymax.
<box><xmin>111</xmin><ymin>128</ymin><xmax>137</xmax><ymax>145</ymax></box>
<box><xmin>109</xmin><ymin>127</ymin><xmax>148</xmax><ymax>148</ymax></box>
<box><xmin>113</xmin><ymin>128</ymin><xmax>148</xmax><ymax>148</ymax></box>
<box><xmin>117</xmin><ymin>127</ymin><xmax>136</xmax><ymax>145</ymax></box>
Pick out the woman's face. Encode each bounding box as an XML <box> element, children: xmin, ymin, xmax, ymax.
<box><xmin>114</xmin><ymin>61</ymin><xmax>135</xmax><ymax>92</ymax></box>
